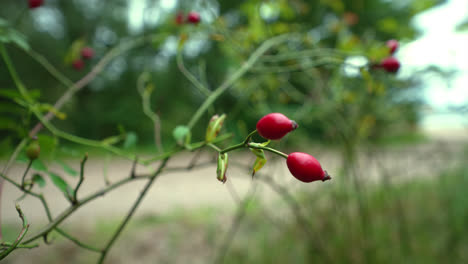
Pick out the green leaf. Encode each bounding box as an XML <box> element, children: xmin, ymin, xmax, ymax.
<box><xmin>123</xmin><ymin>132</ymin><xmax>138</xmax><ymax>149</ymax></box>
<box><xmin>32</xmin><ymin>174</ymin><xmax>46</xmax><ymax>188</ymax></box>
<box><xmin>0</xmin><ymin>117</ymin><xmax>19</xmax><ymax>132</ymax></box>
<box><xmin>216</xmin><ymin>153</ymin><xmax>228</xmax><ymax>183</ymax></box>
<box><xmin>205</xmin><ymin>114</ymin><xmax>226</xmax><ymax>143</ymax></box>
<box><xmin>37</xmin><ymin>134</ymin><xmax>58</xmax><ymax>159</ymax></box>
<box><xmin>32</xmin><ymin>159</ymin><xmax>48</xmax><ymax>172</ymax></box>
<box><xmin>56</xmin><ymin>160</ymin><xmax>78</xmax><ymax>177</ymax></box>
<box><xmin>250</xmin><ymin>148</ymin><xmax>267</xmax><ymax>176</ymax></box>
<box><xmin>48</xmin><ymin>172</ymin><xmax>73</xmax><ymax>198</ymax></box>
<box><xmin>173</xmin><ymin>125</ymin><xmax>190</xmax><ymax>145</ymax></box>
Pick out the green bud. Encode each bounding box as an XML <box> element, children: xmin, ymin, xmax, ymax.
<box><xmin>206</xmin><ymin>114</ymin><xmax>226</xmax><ymax>143</ymax></box>
<box><xmin>216</xmin><ymin>153</ymin><xmax>228</xmax><ymax>183</ymax></box>
<box><xmin>26</xmin><ymin>140</ymin><xmax>40</xmax><ymax>160</ymax></box>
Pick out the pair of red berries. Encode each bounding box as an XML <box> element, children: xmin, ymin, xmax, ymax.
<box><xmin>175</xmin><ymin>11</ymin><xmax>201</xmax><ymax>25</ymax></box>
<box><xmin>377</xmin><ymin>39</ymin><xmax>400</xmax><ymax>73</ymax></box>
<box><xmin>256</xmin><ymin>113</ymin><xmax>331</xmax><ymax>183</ymax></box>
<box><xmin>28</xmin><ymin>0</ymin><xmax>43</xmax><ymax>9</ymax></box>
<box><xmin>72</xmin><ymin>47</ymin><xmax>94</xmax><ymax>71</ymax></box>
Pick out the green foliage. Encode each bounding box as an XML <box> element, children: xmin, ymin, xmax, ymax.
<box><xmin>0</xmin><ymin>0</ymin><xmax>445</xmax><ymax>151</ymax></box>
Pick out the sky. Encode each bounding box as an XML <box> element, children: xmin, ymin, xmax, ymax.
<box><xmin>398</xmin><ymin>0</ymin><xmax>468</xmax><ymax>130</ymax></box>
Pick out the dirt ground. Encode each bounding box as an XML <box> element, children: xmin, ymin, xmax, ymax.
<box><xmin>2</xmin><ymin>136</ymin><xmax>466</xmax><ymax>226</ymax></box>
<box><xmin>1</xmin><ymin>134</ymin><xmax>467</xmax><ymax>263</ymax></box>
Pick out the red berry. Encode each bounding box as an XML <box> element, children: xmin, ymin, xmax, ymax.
<box><xmin>256</xmin><ymin>113</ymin><xmax>298</xmax><ymax>140</ymax></box>
<box><xmin>187</xmin><ymin>12</ymin><xmax>201</xmax><ymax>24</ymax></box>
<box><xmin>380</xmin><ymin>57</ymin><xmax>400</xmax><ymax>73</ymax></box>
<box><xmin>72</xmin><ymin>59</ymin><xmax>84</xmax><ymax>71</ymax></box>
<box><xmin>386</xmin><ymin>39</ymin><xmax>399</xmax><ymax>54</ymax></box>
<box><xmin>175</xmin><ymin>12</ymin><xmax>184</xmax><ymax>25</ymax></box>
<box><xmin>28</xmin><ymin>0</ymin><xmax>44</xmax><ymax>9</ymax></box>
<box><xmin>81</xmin><ymin>47</ymin><xmax>94</xmax><ymax>59</ymax></box>
<box><xmin>286</xmin><ymin>152</ymin><xmax>330</xmax><ymax>183</ymax></box>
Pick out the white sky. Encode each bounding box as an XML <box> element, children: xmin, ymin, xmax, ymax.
<box><xmin>398</xmin><ymin>0</ymin><xmax>468</xmax><ymax>130</ymax></box>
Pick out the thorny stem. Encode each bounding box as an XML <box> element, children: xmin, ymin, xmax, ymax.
<box><xmin>176</xmin><ymin>50</ymin><xmax>212</xmax><ymax>97</ymax></box>
<box><xmin>21</xmin><ymin>160</ymin><xmax>33</xmax><ymax>189</ymax></box>
<box><xmin>219</xmin><ymin>130</ymin><xmax>258</xmax><ymax>154</ymax></box>
<box><xmin>97</xmin><ymin>158</ymin><xmax>169</xmax><ymax>264</ymax></box>
<box><xmin>187</xmin><ymin>34</ymin><xmax>293</xmax><ymax>130</ymax></box>
<box><xmin>0</xmin><ymin>205</ymin><xmax>29</xmax><ymax>260</ymax></box>
<box><xmin>247</xmin><ymin>143</ymin><xmax>288</xmax><ymax>159</ymax></box>
<box><xmin>0</xmin><ymin>170</ymin><xmax>150</xmax><ymax>245</ymax></box>
<box><xmin>0</xmin><ymin>138</ymin><xmax>30</xmax><ymax>240</ymax></box>
<box><xmin>28</xmin><ymin>34</ymin><xmax>167</xmax><ymax>138</ymax></box>
<box><xmin>73</xmin><ymin>154</ymin><xmax>88</xmax><ymax>204</ymax></box>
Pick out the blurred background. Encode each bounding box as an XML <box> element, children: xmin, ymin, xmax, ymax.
<box><xmin>1</xmin><ymin>0</ymin><xmax>467</xmax><ymax>263</ymax></box>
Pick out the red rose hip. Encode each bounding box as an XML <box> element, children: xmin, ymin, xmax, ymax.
<box><xmin>287</xmin><ymin>152</ymin><xmax>331</xmax><ymax>183</ymax></box>
<box><xmin>256</xmin><ymin>113</ymin><xmax>298</xmax><ymax>140</ymax></box>
<box><xmin>72</xmin><ymin>59</ymin><xmax>84</xmax><ymax>71</ymax></box>
<box><xmin>81</xmin><ymin>47</ymin><xmax>94</xmax><ymax>59</ymax></box>
<box><xmin>386</xmin><ymin>39</ymin><xmax>399</xmax><ymax>54</ymax></box>
<box><xmin>175</xmin><ymin>12</ymin><xmax>184</xmax><ymax>25</ymax></box>
<box><xmin>187</xmin><ymin>12</ymin><xmax>201</xmax><ymax>24</ymax></box>
<box><xmin>29</xmin><ymin>0</ymin><xmax>44</xmax><ymax>9</ymax></box>
<box><xmin>380</xmin><ymin>57</ymin><xmax>400</xmax><ymax>73</ymax></box>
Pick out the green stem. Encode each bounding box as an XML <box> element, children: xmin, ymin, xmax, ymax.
<box><xmin>219</xmin><ymin>130</ymin><xmax>257</xmax><ymax>154</ymax></box>
<box><xmin>176</xmin><ymin>51</ymin><xmax>211</xmax><ymax>97</ymax></box>
<box><xmin>97</xmin><ymin>158</ymin><xmax>169</xmax><ymax>264</ymax></box>
<box><xmin>247</xmin><ymin>143</ymin><xmax>288</xmax><ymax>159</ymax></box>
<box><xmin>0</xmin><ymin>44</ymin><xmax>32</xmax><ymax>103</ymax></box>
<box><xmin>0</xmin><ymin>242</ymin><xmax>38</xmax><ymax>249</ymax></box>
<box><xmin>21</xmin><ymin>160</ymin><xmax>33</xmax><ymax>189</ymax></box>
<box><xmin>187</xmin><ymin>34</ymin><xmax>292</xmax><ymax>130</ymax></box>
<box><xmin>18</xmin><ymin>172</ymin><xmax>152</xmax><ymax>245</ymax></box>
<box><xmin>207</xmin><ymin>143</ymin><xmax>221</xmax><ymax>152</ymax></box>
<box><xmin>220</xmin><ymin>142</ymin><xmax>245</xmax><ymax>154</ymax></box>
<box><xmin>73</xmin><ymin>154</ymin><xmax>88</xmax><ymax>203</ymax></box>
<box><xmin>0</xmin><ymin>205</ymin><xmax>29</xmax><ymax>260</ymax></box>
<box><xmin>26</xmin><ymin>49</ymin><xmax>74</xmax><ymax>88</ymax></box>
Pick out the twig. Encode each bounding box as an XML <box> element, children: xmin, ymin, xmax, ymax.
<box><xmin>97</xmin><ymin>158</ymin><xmax>169</xmax><ymax>264</ymax></box>
<box><xmin>25</xmin><ymin>48</ymin><xmax>74</xmax><ymax>88</ymax></box>
<box><xmin>0</xmin><ymin>204</ymin><xmax>29</xmax><ymax>260</ymax></box>
<box><xmin>176</xmin><ymin>50</ymin><xmax>212</xmax><ymax>97</ymax></box>
<box><xmin>187</xmin><ymin>33</ymin><xmax>294</xmax><ymax>130</ymax></box>
<box><xmin>20</xmin><ymin>160</ymin><xmax>33</xmax><ymax>189</ymax></box>
<box><xmin>73</xmin><ymin>154</ymin><xmax>88</xmax><ymax>204</ymax></box>
<box><xmin>28</xmin><ymin>34</ymin><xmax>166</xmax><ymax>138</ymax></box>
<box><xmin>137</xmin><ymin>72</ymin><xmax>163</xmax><ymax>153</ymax></box>
<box><xmin>0</xmin><ymin>138</ymin><xmax>28</xmax><ymax>240</ymax></box>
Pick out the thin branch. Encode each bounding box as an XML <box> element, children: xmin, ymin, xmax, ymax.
<box><xmin>0</xmin><ymin>138</ymin><xmax>28</xmax><ymax>240</ymax></box>
<box><xmin>28</xmin><ymin>34</ymin><xmax>166</xmax><ymax>138</ymax></box>
<box><xmin>0</xmin><ymin>204</ymin><xmax>29</xmax><ymax>260</ymax></box>
<box><xmin>137</xmin><ymin>72</ymin><xmax>163</xmax><ymax>153</ymax></box>
<box><xmin>97</xmin><ymin>158</ymin><xmax>169</xmax><ymax>264</ymax></box>
<box><xmin>25</xmin><ymin>49</ymin><xmax>74</xmax><ymax>88</ymax></box>
<box><xmin>187</xmin><ymin>33</ymin><xmax>294</xmax><ymax>130</ymax></box>
<box><xmin>73</xmin><ymin>153</ymin><xmax>88</xmax><ymax>204</ymax></box>
<box><xmin>21</xmin><ymin>160</ymin><xmax>33</xmax><ymax>189</ymax></box>
<box><xmin>176</xmin><ymin>50</ymin><xmax>212</xmax><ymax>97</ymax></box>
<box><xmin>19</xmin><ymin>172</ymin><xmax>152</xmax><ymax>245</ymax></box>
<box><xmin>0</xmin><ymin>242</ymin><xmax>38</xmax><ymax>249</ymax></box>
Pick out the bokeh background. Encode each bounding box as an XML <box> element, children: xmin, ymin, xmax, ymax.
<box><xmin>1</xmin><ymin>0</ymin><xmax>467</xmax><ymax>263</ymax></box>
